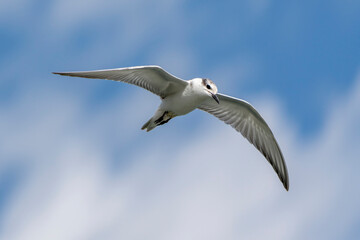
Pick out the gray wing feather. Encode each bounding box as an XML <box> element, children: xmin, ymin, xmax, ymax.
<box><xmin>198</xmin><ymin>93</ymin><xmax>289</xmax><ymax>190</ymax></box>
<box><xmin>53</xmin><ymin>65</ymin><xmax>188</xmax><ymax>98</ymax></box>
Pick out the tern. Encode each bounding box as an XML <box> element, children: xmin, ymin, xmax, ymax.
<box><xmin>53</xmin><ymin>65</ymin><xmax>289</xmax><ymax>190</ymax></box>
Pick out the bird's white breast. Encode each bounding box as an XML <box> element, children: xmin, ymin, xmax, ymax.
<box><xmin>159</xmin><ymin>82</ymin><xmax>207</xmax><ymax>116</ymax></box>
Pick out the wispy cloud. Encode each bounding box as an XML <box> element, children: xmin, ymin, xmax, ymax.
<box><xmin>1</xmin><ymin>69</ymin><xmax>359</xmax><ymax>239</ymax></box>
<box><xmin>1</xmin><ymin>0</ymin><xmax>360</xmax><ymax>239</ymax></box>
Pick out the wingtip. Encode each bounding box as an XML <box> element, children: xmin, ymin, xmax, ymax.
<box><xmin>283</xmin><ymin>180</ymin><xmax>289</xmax><ymax>191</ymax></box>
<box><xmin>52</xmin><ymin>72</ymin><xmax>72</xmax><ymax>77</ymax></box>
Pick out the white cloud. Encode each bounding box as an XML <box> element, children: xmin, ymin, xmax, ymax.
<box><xmin>44</xmin><ymin>0</ymin><xmax>188</xmax><ymax>64</ymax></box>
<box><xmin>1</xmin><ymin>0</ymin><xmax>360</xmax><ymax>239</ymax></box>
<box><xmin>1</xmin><ymin>71</ymin><xmax>360</xmax><ymax>239</ymax></box>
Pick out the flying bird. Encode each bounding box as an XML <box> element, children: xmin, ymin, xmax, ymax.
<box><xmin>53</xmin><ymin>66</ymin><xmax>289</xmax><ymax>190</ymax></box>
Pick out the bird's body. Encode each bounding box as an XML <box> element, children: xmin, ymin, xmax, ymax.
<box><xmin>161</xmin><ymin>79</ymin><xmax>206</xmax><ymax>115</ymax></box>
<box><xmin>143</xmin><ymin>78</ymin><xmax>216</xmax><ymax>131</ymax></box>
<box><xmin>53</xmin><ymin>66</ymin><xmax>289</xmax><ymax>190</ymax></box>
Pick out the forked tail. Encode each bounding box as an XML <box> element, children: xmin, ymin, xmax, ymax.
<box><xmin>141</xmin><ymin>118</ymin><xmax>156</xmax><ymax>132</ymax></box>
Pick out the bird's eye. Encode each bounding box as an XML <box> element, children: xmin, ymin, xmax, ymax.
<box><xmin>206</xmin><ymin>84</ymin><xmax>211</xmax><ymax>90</ymax></box>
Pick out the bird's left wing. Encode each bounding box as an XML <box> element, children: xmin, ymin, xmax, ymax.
<box><xmin>53</xmin><ymin>65</ymin><xmax>188</xmax><ymax>98</ymax></box>
<box><xmin>198</xmin><ymin>93</ymin><xmax>289</xmax><ymax>190</ymax></box>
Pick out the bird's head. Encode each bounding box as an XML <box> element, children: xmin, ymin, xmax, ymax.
<box><xmin>200</xmin><ymin>78</ymin><xmax>219</xmax><ymax>104</ymax></box>
<box><xmin>190</xmin><ymin>78</ymin><xmax>219</xmax><ymax>104</ymax></box>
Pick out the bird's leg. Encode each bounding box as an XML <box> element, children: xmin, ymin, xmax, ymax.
<box><xmin>154</xmin><ymin>111</ymin><xmax>173</xmax><ymax>126</ymax></box>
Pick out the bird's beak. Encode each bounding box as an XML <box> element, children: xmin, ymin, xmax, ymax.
<box><xmin>211</xmin><ymin>93</ymin><xmax>220</xmax><ymax>104</ymax></box>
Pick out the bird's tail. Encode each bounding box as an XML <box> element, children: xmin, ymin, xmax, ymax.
<box><xmin>141</xmin><ymin>117</ymin><xmax>157</xmax><ymax>132</ymax></box>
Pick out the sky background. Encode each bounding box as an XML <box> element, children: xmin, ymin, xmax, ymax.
<box><xmin>1</xmin><ymin>0</ymin><xmax>360</xmax><ymax>239</ymax></box>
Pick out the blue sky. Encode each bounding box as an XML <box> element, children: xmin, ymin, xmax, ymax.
<box><xmin>1</xmin><ymin>0</ymin><xmax>360</xmax><ymax>239</ymax></box>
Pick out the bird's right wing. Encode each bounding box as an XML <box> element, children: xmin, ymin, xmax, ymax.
<box><xmin>198</xmin><ymin>93</ymin><xmax>289</xmax><ymax>190</ymax></box>
<box><xmin>53</xmin><ymin>65</ymin><xmax>188</xmax><ymax>98</ymax></box>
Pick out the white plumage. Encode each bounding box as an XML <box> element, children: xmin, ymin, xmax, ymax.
<box><xmin>53</xmin><ymin>65</ymin><xmax>289</xmax><ymax>190</ymax></box>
